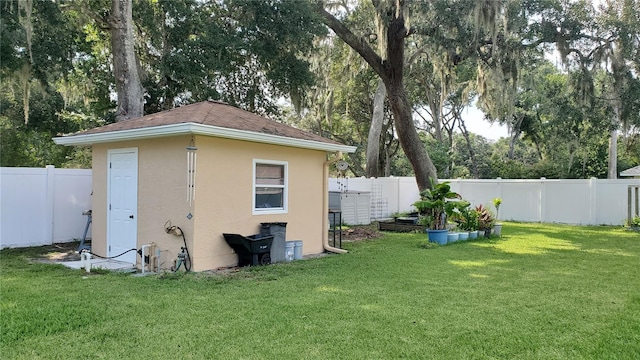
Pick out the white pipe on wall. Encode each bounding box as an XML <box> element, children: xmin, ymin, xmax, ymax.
<box><xmin>81</xmin><ymin>251</ymin><xmax>91</xmax><ymax>273</ymax></box>
<box><xmin>140</xmin><ymin>244</ymin><xmax>150</xmax><ymax>274</ymax></box>
<box><xmin>323</xmin><ymin>152</ymin><xmax>347</xmax><ymax>254</ymax></box>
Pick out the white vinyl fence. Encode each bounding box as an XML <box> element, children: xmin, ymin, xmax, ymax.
<box><xmin>1</xmin><ymin>166</ymin><xmax>92</xmax><ymax>249</ymax></box>
<box><xmin>329</xmin><ymin>177</ymin><xmax>640</xmax><ymax>226</ymax></box>
<box><xmin>2</xmin><ymin>168</ymin><xmax>637</xmax><ymax>248</ymax></box>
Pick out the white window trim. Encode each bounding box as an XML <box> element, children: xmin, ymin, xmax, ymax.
<box><xmin>252</xmin><ymin>159</ymin><xmax>288</xmax><ymax>215</ymax></box>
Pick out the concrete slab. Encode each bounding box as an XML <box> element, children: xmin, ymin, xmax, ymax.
<box><xmin>60</xmin><ymin>259</ymin><xmax>135</xmax><ymax>272</ymax></box>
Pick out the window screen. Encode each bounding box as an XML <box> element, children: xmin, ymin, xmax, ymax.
<box><xmin>254</xmin><ymin>162</ymin><xmax>287</xmax><ymax>212</ymax></box>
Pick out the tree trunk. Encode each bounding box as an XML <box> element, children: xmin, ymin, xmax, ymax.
<box><xmin>508</xmin><ymin>114</ymin><xmax>524</xmax><ymax>160</ymax></box>
<box><xmin>608</xmin><ymin>128</ymin><xmax>618</xmax><ymax>179</ymax></box>
<box><xmin>385</xmin><ymin>12</ymin><xmax>437</xmax><ymax>191</ymax></box>
<box><xmin>606</xmin><ymin>77</ymin><xmax>624</xmax><ymax>178</ymax></box>
<box><xmin>384</xmin><ymin>147</ymin><xmax>391</xmax><ymax>176</ymax></box>
<box><xmin>386</xmin><ymin>84</ymin><xmax>438</xmax><ymax>191</ymax></box>
<box><xmin>566</xmin><ymin>140</ymin><xmax>579</xmax><ymax>178</ymax></box>
<box><xmin>315</xmin><ymin>2</ymin><xmax>438</xmax><ymax>191</ymax></box>
<box><xmin>110</xmin><ymin>0</ymin><xmax>144</xmax><ymax>121</ymax></box>
<box><xmin>366</xmin><ymin>78</ymin><xmax>386</xmax><ymax>178</ymax></box>
<box><xmin>458</xmin><ymin>119</ymin><xmax>479</xmax><ymax>178</ymax></box>
<box><xmin>428</xmin><ymin>95</ymin><xmax>443</xmax><ymax>143</ymax></box>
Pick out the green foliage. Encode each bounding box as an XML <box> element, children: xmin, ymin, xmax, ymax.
<box><xmin>626</xmin><ymin>215</ymin><xmax>640</xmax><ymax>227</ymax></box>
<box><xmin>413</xmin><ymin>178</ymin><xmax>468</xmax><ymax>230</ymax></box>
<box><xmin>134</xmin><ymin>0</ymin><xmax>326</xmax><ymax>115</ymax></box>
<box><xmin>0</xmin><ymin>0</ymin><xmax>637</xmax><ymax>177</ymax></box>
<box><xmin>490</xmin><ymin>157</ymin><xmax>527</xmax><ymax>179</ymax></box>
<box><xmin>475</xmin><ymin>204</ymin><xmax>495</xmax><ymax>231</ymax></box>
<box><xmin>1</xmin><ymin>0</ymin><xmax>328</xmax><ymax>167</ymax></box>
<box><xmin>492</xmin><ymin>197</ymin><xmax>502</xmax><ymax>219</ymax></box>
<box><xmin>390</xmin><ymin>211</ymin><xmax>411</xmax><ymax>219</ymax></box>
<box><xmin>422</xmin><ymin>135</ymin><xmax>452</xmax><ymax>178</ymax></box>
<box><xmin>0</xmin><ymin>76</ymin><xmax>102</xmax><ymax>168</ymax></box>
<box><xmin>457</xmin><ymin>207</ymin><xmax>479</xmax><ymax>231</ymax></box>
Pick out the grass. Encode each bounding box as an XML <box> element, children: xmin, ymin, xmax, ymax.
<box><xmin>1</xmin><ymin>223</ymin><xmax>640</xmax><ymax>359</ymax></box>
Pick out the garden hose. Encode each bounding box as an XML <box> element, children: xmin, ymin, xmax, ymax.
<box><xmin>176</xmin><ymin>226</ymin><xmax>191</xmax><ymax>272</ymax></box>
<box><xmin>86</xmin><ymin>248</ymin><xmax>137</xmax><ymax>260</ymax></box>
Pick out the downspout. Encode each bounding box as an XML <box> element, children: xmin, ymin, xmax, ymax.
<box><xmin>323</xmin><ymin>151</ymin><xmax>348</xmax><ymax>254</ymax></box>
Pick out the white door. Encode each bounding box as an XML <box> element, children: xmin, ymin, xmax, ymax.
<box><xmin>107</xmin><ymin>148</ymin><xmax>138</xmax><ymax>264</ymax></box>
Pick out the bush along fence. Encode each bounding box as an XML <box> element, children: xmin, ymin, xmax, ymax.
<box><xmin>329</xmin><ymin>177</ymin><xmax>640</xmax><ymax>226</ymax></box>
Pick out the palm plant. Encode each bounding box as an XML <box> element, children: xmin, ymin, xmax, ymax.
<box><xmin>413</xmin><ymin>178</ymin><xmax>469</xmax><ymax>230</ymax></box>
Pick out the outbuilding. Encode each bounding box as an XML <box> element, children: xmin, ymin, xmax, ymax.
<box><xmin>54</xmin><ymin>101</ymin><xmax>356</xmax><ymax>271</ymax></box>
<box><xmin>621</xmin><ymin>165</ymin><xmax>640</xmax><ymax>179</ymax></box>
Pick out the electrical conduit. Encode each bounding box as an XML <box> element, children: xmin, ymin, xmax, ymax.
<box><xmin>323</xmin><ymin>152</ymin><xmax>347</xmax><ymax>254</ymax></box>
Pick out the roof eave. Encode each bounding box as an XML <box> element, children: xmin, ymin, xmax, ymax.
<box><xmin>53</xmin><ymin>123</ymin><xmax>357</xmax><ymax>153</ymax></box>
<box><xmin>620</xmin><ymin>165</ymin><xmax>640</xmax><ymax>177</ymax></box>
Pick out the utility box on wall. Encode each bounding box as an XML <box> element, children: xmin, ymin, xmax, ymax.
<box><xmin>335</xmin><ymin>191</ymin><xmax>371</xmax><ymax>225</ymax></box>
<box><xmin>329</xmin><ymin>191</ymin><xmax>341</xmax><ymax>212</ymax></box>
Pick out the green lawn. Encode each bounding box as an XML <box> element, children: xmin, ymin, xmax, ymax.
<box><xmin>2</xmin><ymin>223</ymin><xmax>640</xmax><ymax>359</ymax></box>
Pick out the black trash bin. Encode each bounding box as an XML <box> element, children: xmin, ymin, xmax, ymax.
<box><xmin>223</xmin><ymin>233</ymin><xmax>274</xmax><ymax>266</ymax></box>
<box><xmin>260</xmin><ymin>222</ymin><xmax>287</xmax><ymax>263</ymax></box>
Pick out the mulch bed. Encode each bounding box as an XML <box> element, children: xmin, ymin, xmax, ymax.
<box><xmin>341</xmin><ymin>224</ymin><xmax>384</xmax><ymax>242</ymax></box>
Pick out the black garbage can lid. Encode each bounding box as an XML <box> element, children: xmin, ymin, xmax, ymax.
<box><xmin>260</xmin><ymin>222</ymin><xmax>287</xmax><ymax>227</ymax></box>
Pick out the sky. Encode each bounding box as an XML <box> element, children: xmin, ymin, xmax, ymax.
<box><xmin>461</xmin><ymin>106</ymin><xmax>510</xmax><ymax>141</ymax></box>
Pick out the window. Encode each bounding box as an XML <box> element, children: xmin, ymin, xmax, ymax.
<box><xmin>253</xmin><ymin>160</ymin><xmax>287</xmax><ymax>214</ymax></box>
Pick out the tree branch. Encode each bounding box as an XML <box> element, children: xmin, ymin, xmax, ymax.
<box><xmin>407</xmin><ymin>44</ymin><xmax>429</xmax><ymax>65</ymax></box>
<box><xmin>314</xmin><ymin>3</ymin><xmax>387</xmax><ymax>80</ymax></box>
<box><xmin>61</xmin><ymin>2</ymin><xmax>110</xmax><ymax>31</ymax></box>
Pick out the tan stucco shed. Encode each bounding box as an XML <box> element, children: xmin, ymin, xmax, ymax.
<box><xmin>54</xmin><ymin>101</ymin><xmax>356</xmax><ymax>271</ymax></box>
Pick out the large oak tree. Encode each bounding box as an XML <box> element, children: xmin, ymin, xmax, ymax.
<box><xmin>315</xmin><ymin>0</ymin><xmax>438</xmax><ymax>191</ymax></box>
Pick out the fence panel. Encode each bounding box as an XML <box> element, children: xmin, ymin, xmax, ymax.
<box><xmin>329</xmin><ymin>177</ymin><xmax>640</xmax><ymax>226</ymax></box>
<box><xmin>595</xmin><ymin>180</ymin><xmax>633</xmax><ymax>225</ymax></box>
<box><xmin>543</xmin><ymin>180</ymin><xmax>590</xmax><ymax>224</ymax></box>
<box><xmin>1</xmin><ymin>166</ymin><xmax>92</xmax><ymax>248</ymax></box>
<box><xmin>52</xmin><ymin>169</ymin><xmax>92</xmax><ymax>243</ymax></box>
<box><xmin>500</xmin><ymin>180</ymin><xmax>541</xmax><ymax>222</ymax></box>
<box><xmin>397</xmin><ymin>177</ymin><xmax>420</xmax><ymax>215</ymax></box>
<box><xmin>2</xmin><ymin>170</ymin><xmax>635</xmax><ymax>249</ymax></box>
<box><xmin>449</xmin><ymin>180</ymin><xmax>501</xmax><ymax>215</ymax></box>
<box><xmin>1</xmin><ymin>167</ymin><xmax>50</xmax><ymax>248</ymax></box>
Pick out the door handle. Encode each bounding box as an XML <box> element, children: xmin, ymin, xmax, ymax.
<box><xmin>129</xmin><ymin>215</ymin><xmax>134</xmax><ymax>219</ymax></box>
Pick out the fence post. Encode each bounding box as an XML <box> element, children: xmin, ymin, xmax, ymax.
<box><xmin>395</xmin><ymin>177</ymin><xmax>400</xmax><ymax>215</ymax></box>
<box><xmin>539</xmin><ymin>178</ymin><xmax>546</xmax><ymax>222</ymax></box>
<box><xmin>45</xmin><ymin>165</ymin><xmax>55</xmax><ymax>245</ymax></box>
<box><xmin>635</xmin><ymin>186</ymin><xmax>640</xmax><ymax>216</ymax></box>
<box><xmin>589</xmin><ymin>177</ymin><xmax>597</xmax><ymax>225</ymax></box>
<box><xmin>496</xmin><ymin>178</ymin><xmax>503</xmax><ymax>221</ymax></box>
<box><xmin>629</xmin><ymin>185</ymin><xmax>640</xmax><ymax>225</ymax></box>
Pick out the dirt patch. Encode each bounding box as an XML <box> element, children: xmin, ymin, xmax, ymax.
<box><xmin>341</xmin><ymin>224</ymin><xmax>383</xmax><ymax>242</ymax></box>
<box><xmin>31</xmin><ymin>242</ymin><xmax>81</xmax><ymax>263</ymax></box>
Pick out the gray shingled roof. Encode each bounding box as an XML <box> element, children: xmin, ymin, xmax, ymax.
<box><xmin>620</xmin><ymin>165</ymin><xmax>640</xmax><ymax>177</ymax></box>
<box><xmin>72</xmin><ymin>100</ymin><xmax>342</xmax><ymax>145</ymax></box>
<box><xmin>54</xmin><ymin>101</ymin><xmax>357</xmax><ymax>153</ymax></box>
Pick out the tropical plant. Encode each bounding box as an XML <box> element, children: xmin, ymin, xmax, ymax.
<box><xmin>413</xmin><ymin>178</ymin><xmax>468</xmax><ymax>230</ymax></box>
<box><xmin>390</xmin><ymin>212</ymin><xmax>411</xmax><ymax>220</ymax></box>
<box><xmin>626</xmin><ymin>215</ymin><xmax>640</xmax><ymax>227</ymax></box>
<box><xmin>459</xmin><ymin>207</ymin><xmax>480</xmax><ymax>232</ymax></box>
<box><xmin>493</xmin><ymin>198</ymin><xmax>502</xmax><ymax>220</ymax></box>
<box><xmin>475</xmin><ymin>204</ymin><xmax>496</xmax><ymax>231</ymax></box>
